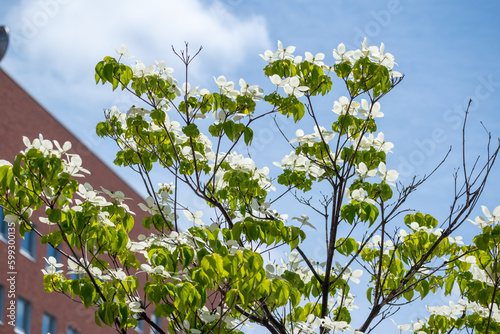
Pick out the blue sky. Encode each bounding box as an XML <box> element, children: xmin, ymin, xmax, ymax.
<box><xmin>1</xmin><ymin>0</ymin><xmax>500</xmax><ymax>332</ymax></box>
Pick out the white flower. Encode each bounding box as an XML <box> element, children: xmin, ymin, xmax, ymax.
<box><xmin>214</xmin><ymin>75</ymin><xmax>239</xmax><ymax>97</ymax></box>
<box><xmin>128</xmin><ymin>300</ymin><xmax>144</xmax><ymax>313</ymax></box>
<box><xmin>53</xmin><ymin>140</ymin><xmax>72</xmax><ymax>155</ymax></box>
<box><xmin>126</xmin><ymin>106</ymin><xmax>150</xmax><ymax>119</ymax></box>
<box><xmin>23</xmin><ymin>134</ymin><xmax>54</xmax><ymax>156</ymax></box>
<box><xmin>274</xmin><ymin>40</ymin><xmax>296</xmax><ymax>60</ymax></box>
<box><xmin>320</xmin><ymin>318</ymin><xmax>353</xmax><ymax>332</ymax></box>
<box><xmin>76</xmin><ymin>183</ymin><xmax>112</xmax><ymax>207</ymax></box>
<box><xmin>140</xmin><ymin>264</ymin><xmax>170</xmax><ymax>277</ymax></box>
<box><xmin>469</xmin><ymin>215</ymin><xmax>489</xmax><ymax>229</ymax></box>
<box><xmin>482</xmin><ymin>205</ymin><xmax>500</xmax><ymax>223</ymax></box>
<box><xmin>288</xmin><ymin>251</ymin><xmax>302</xmax><ymax>269</ymax></box>
<box><xmin>67</xmin><ymin>257</ymin><xmax>86</xmax><ymax>276</ymax></box>
<box><xmin>251</xmin><ymin>198</ymin><xmax>270</xmax><ymax>213</ymax></box>
<box><xmin>0</xmin><ymin>159</ymin><xmax>12</xmax><ymax>167</ymax></box>
<box><xmin>426</xmin><ymin>301</ymin><xmax>464</xmax><ymax>320</ymax></box>
<box><xmin>347</xmin><ymin>188</ymin><xmax>376</xmax><ymax>205</ymax></box>
<box><xmin>64</xmin><ymin>154</ymin><xmax>90</xmax><ymax>177</ymax></box>
<box><xmin>115</xmin><ymin>44</ymin><xmax>134</xmax><ymax>58</ymax></box>
<box><xmin>391</xmin><ymin>319</ymin><xmax>411</xmax><ymax>333</ymax></box>
<box><xmin>372</xmin><ymin>132</ymin><xmax>394</xmax><ymax>153</ymax></box>
<box><xmin>43</xmin><ymin>256</ymin><xmax>64</xmax><ymax>273</ymax></box>
<box><xmin>260</xmin><ymin>41</ymin><xmax>296</xmax><ymax>62</ymax></box>
<box><xmin>371</xmin><ymin>42</ymin><xmax>397</xmax><ymax>70</ymax></box>
<box><xmin>42</xmin><ymin>265</ymin><xmax>61</xmax><ymax>276</ymax></box>
<box><xmin>448</xmin><ymin>235</ymin><xmax>464</xmax><ymax>245</ymax></box>
<box><xmin>391</xmin><ymin>70</ymin><xmax>403</xmax><ymax>78</ymax></box>
<box><xmin>44</xmin><ymin>256</ymin><xmax>64</xmax><ymax>268</ymax></box>
<box><xmin>290</xmin><ymin>129</ymin><xmax>316</xmax><ymax>146</ymax></box>
<box><xmin>353</xmin><ymin>37</ymin><xmax>371</xmax><ymax>60</ymax></box>
<box><xmin>239</xmin><ymin>78</ymin><xmax>263</xmax><ymax>100</ymax></box>
<box><xmin>359</xmin><ymin>99</ymin><xmax>384</xmax><ymax>118</ymax></box>
<box><xmin>39</xmin><ymin>216</ymin><xmax>56</xmax><ymax>225</ymax></box>
<box><xmin>313</xmin><ymin>125</ymin><xmax>335</xmax><ymax>143</ymax></box>
<box><xmin>293</xmin><ymin>314</ymin><xmax>322</xmax><ymax>333</ymax></box>
<box><xmin>100</xmin><ymin>187</ymin><xmax>131</xmax><ymax>202</ymax></box>
<box><xmin>138</xmin><ymin>196</ymin><xmax>160</xmax><ymax>215</ymax></box>
<box><xmin>356</xmin><ymin>162</ymin><xmax>377</xmax><ymax>179</ymax></box>
<box><xmin>89</xmin><ymin>266</ymin><xmax>111</xmax><ymax>281</ymax></box>
<box><xmin>155</xmin><ymin>60</ymin><xmax>173</xmax><ymax>73</ymax></box>
<box><xmin>107</xmin><ymin>268</ymin><xmax>127</xmax><ymax>281</ymax></box>
<box><xmin>281</xmin><ymin>76</ymin><xmax>309</xmax><ymax>98</ymax></box>
<box><xmin>461</xmin><ymin>255</ymin><xmax>476</xmax><ymax>264</ymax></box>
<box><xmin>270</xmin><ymin>74</ymin><xmax>282</xmax><ymax>86</ymax></box>
<box><xmin>333</xmin><ymin>96</ymin><xmax>359</xmax><ymax>115</ymax></box>
<box><xmin>292</xmin><ymin>214</ymin><xmax>316</xmax><ymax>230</ymax></box>
<box><xmin>96</xmin><ymin>211</ymin><xmax>114</xmax><ymax>227</ymax></box>
<box><xmin>132</xmin><ymin>60</ymin><xmax>155</xmax><ymax>77</ymax></box>
<box><xmin>183</xmin><ymin>210</ymin><xmax>204</xmax><ymax>225</ymax></box>
<box><xmin>336</xmin><ymin>292</ymin><xmax>359</xmax><ymax>311</ymax></box>
<box><xmin>304</xmin><ymin>52</ymin><xmax>325</xmax><ymax>66</ymax></box>
<box><xmin>166</xmin><ymin>75</ymin><xmax>182</xmax><ymax>96</ymax></box>
<box><xmin>377</xmin><ymin>162</ymin><xmax>399</xmax><ymax>186</ymax></box>
<box><xmin>259</xmin><ymin>49</ymin><xmax>274</xmax><ymax>61</ymax></box>
<box><xmin>340</xmin><ymin>265</ymin><xmax>363</xmax><ymax>284</ymax></box>
<box><xmin>333</xmin><ymin>43</ymin><xmax>354</xmax><ymax>64</ymax></box>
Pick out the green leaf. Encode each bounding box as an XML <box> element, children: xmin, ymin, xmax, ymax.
<box><xmin>474</xmin><ymin>234</ymin><xmax>489</xmax><ymax>251</ymax></box>
<box><xmin>366</xmin><ymin>287</ymin><xmax>373</xmax><ymax>303</ymax></box>
<box><xmin>292</xmin><ymin>101</ymin><xmax>305</xmax><ymax>122</ymax></box>
<box><xmin>226</xmin><ymin>288</ymin><xmax>238</xmax><ymax>307</ymax></box>
<box><xmin>419</xmin><ymin>279</ymin><xmax>430</xmax><ymax>299</ymax></box>
<box><xmin>47</xmin><ymin>208</ymin><xmax>61</xmax><ymax>223</ymax></box>
<box><xmin>380</xmin><ymin>183</ymin><xmax>393</xmax><ymax>202</ymax></box>
<box><xmin>155</xmin><ymin>303</ymin><xmax>175</xmax><ymax>317</ymax></box>
<box><xmin>403</xmin><ymin>288</ymin><xmax>414</xmax><ymax>301</ymax></box>
<box><xmin>341</xmin><ymin>204</ymin><xmax>356</xmax><ymax>224</ymax></box>
<box><xmin>445</xmin><ymin>275</ymin><xmax>455</xmax><ymax>295</ymax></box>
<box><xmin>80</xmin><ymin>280</ymin><xmax>96</xmax><ymax>308</ymax></box>
<box><xmin>243</xmin><ymin>127</ymin><xmax>253</xmax><ymax>145</ymax></box>
<box><xmin>145</xmin><ymin>282</ymin><xmax>162</xmax><ymax>304</ymax></box>
<box><xmin>222</xmin><ymin>121</ymin><xmax>236</xmax><ymax>141</ymax></box>
<box><xmin>182</xmin><ymin>123</ymin><xmax>200</xmax><ymax>138</ymax></box>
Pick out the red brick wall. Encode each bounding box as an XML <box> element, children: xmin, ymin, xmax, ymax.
<box><xmin>0</xmin><ymin>69</ymin><xmax>157</xmax><ymax>334</ymax></box>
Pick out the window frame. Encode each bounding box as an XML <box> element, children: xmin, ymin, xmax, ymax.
<box><xmin>42</xmin><ymin>312</ymin><xmax>57</xmax><ymax>334</ymax></box>
<box><xmin>0</xmin><ymin>207</ymin><xmax>8</xmax><ymax>241</ymax></box>
<box><xmin>15</xmin><ymin>296</ymin><xmax>32</xmax><ymax>334</ymax></box>
<box><xmin>0</xmin><ymin>284</ymin><xmax>4</xmax><ymax>325</ymax></box>
<box><xmin>133</xmin><ymin>314</ymin><xmax>144</xmax><ymax>333</ymax></box>
<box><xmin>20</xmin><ymin>227</ymin><xmax>36</xmax><ymax>261</ymax></box>
<box><xmin>67</xmin><ymin>326</ymin><xmax>80</xmax><ymax>334</ymax></box>
<box><xmin>150</xmin><ymin>313</ymin><xmax>162</xmax><ymax>334</ymax></box>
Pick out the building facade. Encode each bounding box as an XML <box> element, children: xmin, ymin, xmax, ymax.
<box><xmin>0</xmin><ymin>67</ymin><xmax>160</xmax><ymax>334</ymax></box>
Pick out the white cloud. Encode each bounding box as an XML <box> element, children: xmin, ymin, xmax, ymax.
<box><xmin>0</xmin><ymin>0</ymin><xmax>271</xmax><ymax>195</ymax></box>
<box><xmin>4</xmin><ymin>0</ymin><xmax>271</xmax><ymax>104</ymax></box>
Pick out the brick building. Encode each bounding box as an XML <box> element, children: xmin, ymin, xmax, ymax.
<box><xmin>0</xmin><ymin>30</ymin><xmax>160</xmax><ymax>334</ymax></box>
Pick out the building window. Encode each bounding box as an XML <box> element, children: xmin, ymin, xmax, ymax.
<box><xmin>46</xmin><ymin>245</ymin><xmax>61</xmax><ymax>265</ymax></box>
<box><xmin>0</xmin><ymin>207</ymin><xmax>7</xmax><ymax>241</ymax></box>
<box><xmin>20</xmin><ymin>227</ymin><xmax>36</xmax><ymax>260</ymax></box>
<box><xmin>136</xmin><ymin>320</ymin><xmax>144</xmax><ymax>333</ymax></box>
<box><xmin>70</xmin><ymin>273</ymin><xmax>84</xmax><ymax>280</ymax></box>
<box><xmin>15</xmin><ymin>297</ymin><xmax>32</xmax><ymax>334</ymax></box>
<box><xmin>133</xmin><ymin>315</ymin><xmax>144</xmax><ymax>333</ymax></box>
<box><xmin>67</xmin><ymin>327</ymin><xmax>79</xmax><ymax>334</ymax></box>
<box><xmin>0</xmin><ymin>284</ymin><xmax>4</xmax><ymax>325</ymax></box>
<box><xmin>150</xmin><ymin>314</ymin><xmax>162</xmax><ymax>334</ymax></box>
<box><xmin>42</xmin><ymin>313</ymin><xmax>57</xmax><ymax>334</ymax></box>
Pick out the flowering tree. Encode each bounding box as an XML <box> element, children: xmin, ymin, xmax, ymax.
<box><xmin>1</xmin><ymin>39</ymin><xmax>500</xmax><ymax>334</ymax></box>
